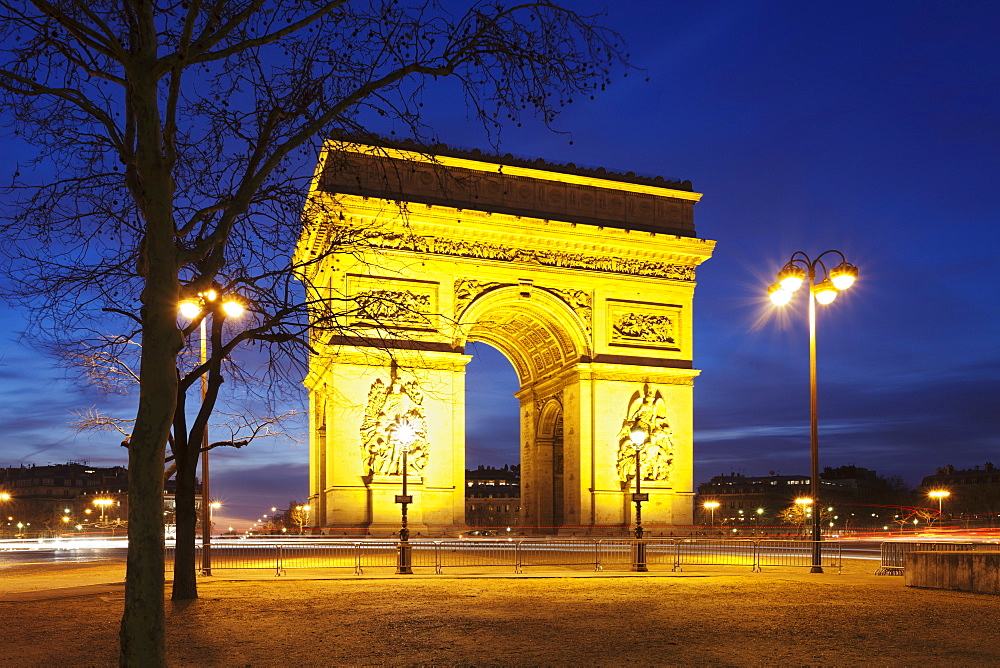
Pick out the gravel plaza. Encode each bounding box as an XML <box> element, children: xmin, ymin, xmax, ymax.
<box><xmin>2</xmin><ymin>558</ymin><xmax>999</xmax><ymax>666</ymax></box>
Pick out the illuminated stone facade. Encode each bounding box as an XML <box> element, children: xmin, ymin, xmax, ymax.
<box><xmin>297</xmin><ymin>141</ymin><xmax>715</xmax><ymax>534</ymax></box>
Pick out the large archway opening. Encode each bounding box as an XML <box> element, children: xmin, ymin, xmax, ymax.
<box><xmin>457</xmin><ymin>286</ymin><xmax>587</xmax><ymax>533</ymax></box>
<box><xmin>464</xmin><ymin>342</ymin><xmax>521</xmax><ymax>530</ymax></box>
<box><xmin>464</xmin><ymin>342</ymin><xmax>519</xmax><ymax>469</ymax></box>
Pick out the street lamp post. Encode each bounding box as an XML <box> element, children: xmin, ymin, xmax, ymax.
<box><xmin>294</xmin><ymin>504</ymin><xmax>312</xmax><ymax>534</ymax></box>
<box><xmin>795</xmin><ymin>497</ymin><xmax>814</xmax><ymax>537</ymax></box>
<box><xmin>180</xmin><ymin>289</ymin><xmax>244</xmax><ymax>577</ymax></box>
<box><xmin>628</xmin><ymin>420</ymin><xmax>649</xmax><ymax>572</ymax></box>
<box><xmin>928</xmin><ymin>490</ymin><xmax>950</xmax><ymax>524</ymax></box>
<box><xmin>769</xmin><ymin>251</ymin><xmax>858</xmax><ymax>574</ymax></box>
<box><xmin>93</xmin><ymin>498</ymin><xmax>113</xmax><ymax>523</ymax></box>
<box><xmin>209</xmin><ymin>501</ymin><xmax>221</xmax><ymax>537</ymax></box>
<box><xmin>394</xmin><ymin>420</ymin><xmax>417</xmax><ymax>575</ymax></box>
<box><xmin>703</xmin><ymin>501</ymin><xmax>720</xmax><ymax>529</ymax></box>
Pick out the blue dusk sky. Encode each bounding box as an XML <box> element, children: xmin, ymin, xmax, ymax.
<box><xmin>2</xmin><ymin>1</ymin><xmax>998</xmax><ymax>528</ymax></box>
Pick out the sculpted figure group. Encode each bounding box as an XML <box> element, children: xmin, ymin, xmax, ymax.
<box><xmin>616</xmin><ymin>387</ymin><xmax>675</xmax><ymax>484</ymax></box>
<box><xmin>360</xmin><ymin>377</ymin><xmax>428</xmax><ymax>477</ymax></box>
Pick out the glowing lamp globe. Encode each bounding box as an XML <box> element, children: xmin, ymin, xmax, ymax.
<box><xmin>813</xmin><ymin>280</ymin><xmax>838</xmax><ymax>305</ymax></box>
<box><xmin>830</xmin><ymin>262</ymin><xmax>858</xmax><ymax>290</ymax></box>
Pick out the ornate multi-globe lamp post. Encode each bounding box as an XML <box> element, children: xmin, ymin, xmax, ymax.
<box><xmin>628</xmin><ymin>420</ymin><xmax>649</xmax><ymax>572</ymax></box>
<box><xmin>768</xmin><ymin>251</ymin><xmax>858</xmax><ymax>574</ymax></box>
<box><xmin>180</xmin><ymin>289</ymin><xmax>244</xmax><ymax>577</ymax></box>
<box><xmin>394</xmin><ymin>419</ymin><xmax>418</xmax><ymax>575</ymax></box>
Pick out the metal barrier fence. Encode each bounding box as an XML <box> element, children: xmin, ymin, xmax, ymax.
<box><xmin>875</xmin><ymin>541</ymin><xmax>1000</xmax><ymax>575</ymax></box>
<box><xmin>166</xmin><ymin>538</ymin><xmax>841</xmax><ymax>575</ymax></box>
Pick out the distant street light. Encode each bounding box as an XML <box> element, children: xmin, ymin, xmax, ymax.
<box><xmin>180</xmin><ymin>288</ymin><xmax>244</xmax><ymax>577</ymax></box>
<box><xmin>628</xmin><ymin>420</ymin><xmax>649</xmax><ymax>572</ymax></box>
<box><xmin>928</xmin><ymin>490</ymin><xmax>950</xmax><ymax>521</ymax></box>
<box><xmin>93</xmin><ymin>498</ymin><xmax>114</xmax><ymax>523</ymax></box>
<box><xmin>209</xmin><ymin>501</ymin><xmax>221</xmax><ymax>536</ymax></box>
<box><xmin>703</xmin><ymin>501</ymin><xmax>720</xmax><ymax>528</ymax></box>
<box><xmin>294</xmin><ymin>504</ymin><xmax>312</xmax><ymax>535</ymax></box>
<box><xmin>769</xmin><ymin>250</ymin><xmax>858</xmax><ymax>573</ymax></box>
<box><xmin>394</xmin><ymin>419</ymin><xmax>418</xmax><ymax>574</ymax></box>
<box><xmin>794</xmin><ymin>498</ymin><xmax>814</xmax><ymax>537</ymax></box>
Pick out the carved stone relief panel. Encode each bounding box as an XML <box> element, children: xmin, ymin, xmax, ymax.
<box><xmin>360</xmin><ymin>375</ymin><xmax>428</xmax><ymax>477</ymax></box>
<box><xmin>352</xmin><ymin>228</ymin><xmax>697</xmax><ymax>281</ymax></box>
<box><xmin>607</xmin><ymin>299</ymin><xmax>682</xmax><ymax>351</ymax></box>
<box><xmin>348</xmin><ymin>275</ymin><xmax>438</xmax><ymax>330</ymax></box>
<box><xmin>615</xmin><ymin>386</ymin><xmax>675</xmax><ymax>484</ymax></box>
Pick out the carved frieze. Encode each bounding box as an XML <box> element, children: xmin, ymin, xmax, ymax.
<box><xmin>360</xmin><ymin>376</ymin><xmax>428</xmax><ymax>477</ymax></box>
<box><xmin>348</xmin><ymin>275</ymin><xmax>437</xmax><ymax>330</ymax></box>
<box><xmin>616</xmin><ymin>386</ymin><xmax>675</xmax><ymax>484</ymax></box>
<box><xmin>346</xmin><ymin>229</ymin><xmax>697</xmax><ymax>281</ymax></box>
<box><xmin>613</xmin><ymin>312</ymin><xmax>674</xmax><ymax>344</ymax></box>
<box><xmin>607</xmin><ymin>300</ymin><xmax>682</xmax><ymax>351</ymax></box>
<box><xmin>355</xmin><ymin>289</ymin><xmax>431</xmax><ymax>325</ymax></box>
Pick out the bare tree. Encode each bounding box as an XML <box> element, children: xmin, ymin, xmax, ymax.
<box><xmin>288</xmin><ymin>501</ymin><xmax>311</xmax><ymax>534</ymax></box>
<box><xmin>777</xmin><ymin>503</ymin><xmax>835</xmax><ymax>535</ymax></box>
<box><xmin>0</xmin><ymin>1</ymin><xmax>628</xmax><ymax>664</ymax></box>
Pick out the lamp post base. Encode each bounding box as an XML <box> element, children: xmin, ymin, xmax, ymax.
<box><xmin>396</xmin><ymin>542</ymin><xmax>413</xmax><ymax>574</ymax></box>
<box><xmin>631</xmin><ymin>524</ymin><xmax>648</xmax><ymax>572</ymax></box>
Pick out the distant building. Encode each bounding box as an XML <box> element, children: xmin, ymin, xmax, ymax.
<box><xmin>695</xmin><ymin>467</ymin><xmax>896</xmax><ymax>530</ymax></box>
<box><xmin>919</xmin><ymin>462</ymin><xmax>1000</xmax><ymax>516</ymax></box>
<box><xmin>465</xmin><ymin>465</ymin><xmax>520</xmax><ymax>529</ymax></box>
<box><xmin>921</xmin><ymin>462</ymin><xmax>1000</xmax><ymax>488</ymax></box>
<box><xmin>0</xmin><ymin>462</ymin><xmax>192</xmax><ymax>536</ymax></box>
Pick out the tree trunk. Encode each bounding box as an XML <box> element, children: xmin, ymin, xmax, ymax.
<box><xmin>119</xmin><ymin>115</ymin><xmax>182</xmax><ymax>666</ymax></box>
<box><xmin>119</xmin><ymin>297</ymin><xmax>180</xmax><ymax>666</ymax></box>
<box><xmin>171</xmin><ymin>444</ymin><xmax>199</xmax><ymax>600</ymax></box>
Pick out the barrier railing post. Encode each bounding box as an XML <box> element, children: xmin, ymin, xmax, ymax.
<box><xmin>275</xmin><ymin>545</ymin><xmax>283</xmax><ymax>577</ymax></box>
<box><xmin>354</xmin><ymin>542</ymin><xmax>363</xmax><ymax>576</ymax></box>
<box><xmin>671</xmin><ymin>539</ymin><xmax>682</xmax><ymax>572</ymax></box>
<box><xmin>514</xmin><ymin>540</ymin><xmax>522</xmax><ymax>574</ymax></box>
<box><xmin>435</xmin><ymin>541</ymin><xmax>442</xmax><ymax>575</ymax></box>
<box><xmin>875</xmin><ymin>541</ymin><xmax>902</xmax><ymax>575</ymax></box>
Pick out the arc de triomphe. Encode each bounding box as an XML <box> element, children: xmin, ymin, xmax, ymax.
<box><xmin>296</xmin><ymin>140</ymin><xmax>715</xmax><ymax>534</ymax></box>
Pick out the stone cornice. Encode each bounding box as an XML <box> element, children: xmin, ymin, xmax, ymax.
<box><xmin>302</xmin><ymin>193</ymin><xmax>714</xmax><ymax>282</ymax></box>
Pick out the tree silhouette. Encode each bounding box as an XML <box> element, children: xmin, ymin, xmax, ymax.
<box><xmin>0</xmin><ymin>1</ymin><xmax>628</xmax><ymax>663</ymax></box>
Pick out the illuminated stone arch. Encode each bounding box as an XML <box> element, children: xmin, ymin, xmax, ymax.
<box><xmin>298</xmin><ymin>140</ymin><xmax>715</xmax><ymax>534</ymax></box>
<box><xmin>456</xmin><ymin>284</ymin><xmax>592</xmax><ymax>384</ymax></box>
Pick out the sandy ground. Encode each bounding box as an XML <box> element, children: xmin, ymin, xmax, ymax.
<box><xmin>2</xmin><ymin>559</ymin><xmax>998</xmax><ymax>667</ymax></box>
